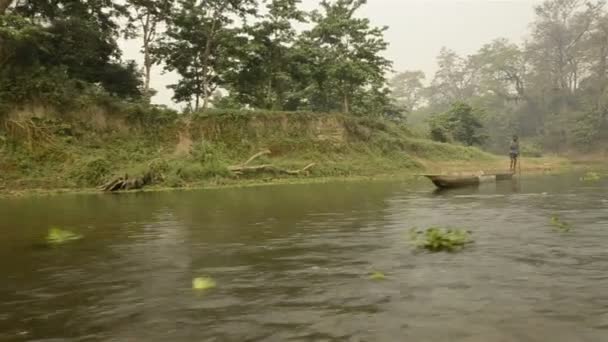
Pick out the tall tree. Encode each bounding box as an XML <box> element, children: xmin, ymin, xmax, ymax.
<box><xmin>158</xmin><ymin>0</ymin><xmax>257</xmax><ymax>110</ymax></box>
<box><xmin>1</xmin><ymin>0</ymin><xmax>142</xmax><ymax>103</ymax></box>
<box><xmin>126</xmin><ymin>0</ymin><xmax>173</xmax><ymax>101</ymax></box>
<box><xmin>389</xmin><ymin>70</ymin><xmax>426</xmax><ymax>112</ymax></box>
<box><xmin>429</xmin><ymin>48</ymin><xmax>477</xmax><ymax>107</ymax></box>
<box><xmin>527</xmin><ymin>0</ymin><xmax>604</xmax><ymax>93</ymax></box>
<box><xmin>303</xmin><ymin>0</ymin><xmax>392</xmax><ymax>114</ymax></box>
<box><xmin>228</xmin><ymin>0</ymin><xmax>307</xmax><ymax>110</ymax></box>
<box><xmin>471</xmin><ymin>38</ymin><xmax>527</xmax><ymax>101</ymax></box>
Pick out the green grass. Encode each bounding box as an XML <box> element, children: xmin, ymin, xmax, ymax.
<box><xmin>0</xmin><ymin>110</ymin><xmax>510</xmax><ymax>192</ymax></box>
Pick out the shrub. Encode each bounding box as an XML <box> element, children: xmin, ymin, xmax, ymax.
<box><xmin>71</xmin><ymin>157</ymin><xmax>111</xmax><ymax>186</ymax></box>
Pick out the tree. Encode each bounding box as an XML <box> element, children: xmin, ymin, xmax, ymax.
<box><xmin>1</xmin><ymin>0</ymin><xmax>142</xmax><ymax>104</ymax></box>
<box><xmin>429</xmin><ymin>102</ymin><xmax>487</xmax><ymax>146</ymax></box>
<box><xmin>527</xmin><ymin>0</ymin><xmax>604</xmax><ymax>93</ymax></box>
<box><xmin>428</xmin><ymin>48</ymin><xmax>477</xmax><ymax>107</ymax></box>
<box><xmin>471</xmin><ymin>38</ymin><xmax>527</xmax><ymax>101</ymax></box>
<box><xmin>158</xmin><ymin>0</ymin><xmax>257</xmax><ymax>110</ymax></box>
<box><xmin>389</xmin><ymin>70</ymin><xmax>426</xmax><ymax>112</ymax></box>
<box><xmin>126</xmin><ymin>0</ymin><xmax>173</xmax><ymax>101</ymax></box>
<box><xmin>227</xmin><ymin>0</ymin><xmax>307</xmax><ymax>110</ymax></box>
<box><xmin>301</xmin><ymin>0</ymin><xmax>392</xmax><ymax>114</ymax></box>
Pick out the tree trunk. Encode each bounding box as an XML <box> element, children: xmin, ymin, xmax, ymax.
<box><xmin>0</xmin><ymin>0</ymin><xmax>13</xmax><ymax>14</ymax></box>
<box><xmin>135</xmin><ymin>10</ymin><xmax>159</xmax><ymax>104</ymax></box>
<box><xmin>343</xmin><ymin>93</ymin><xmax>350</xmax><ymax>114</ymax></box>
<box><xmin>143</xmin><ymin>56</ymin><xmax>152</xmax><ymax>102</ymax></box>
<box><xmin>202</xmin><ymin>84</ymin><xmax>210</xmax><ymax>110</ymax></box>
<box><xmin>199</xmin><ymin>6</ymin><xmax>226</xmax><ymax>111</ymax></box>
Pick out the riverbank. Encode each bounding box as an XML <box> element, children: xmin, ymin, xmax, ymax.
<box><xmin>0</xmin><ymin>109</ymin><xmax>577</xmax><ymax>197</ymax></box>
<box><xmin>0</xmin><ymin>159</ymin><xmax>573</xmax><ymax>198</ymax></box>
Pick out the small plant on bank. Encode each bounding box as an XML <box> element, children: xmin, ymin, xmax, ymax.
<box><xmin>580</xmin><ymin>171</ymin><xmax>601</xmax><ymax>182</ymax></box>
<box><xmin>410</xmin><ymin>227</ymin><xmax>473</xmax><ymax>252</ymax></box>
<box><xmin>46</xmin><ymin>227</ymin><xmax>83</xmax><ymax>245</ymax></box>
<box><xmin>550</xmin><ymin>216</ymin><xmax>571</xmax><ymax>232</ymax></box>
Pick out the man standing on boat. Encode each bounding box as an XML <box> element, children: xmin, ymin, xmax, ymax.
<box><xmin>509</xmin><ymin>135</ymin><xmax>520</xmax><ymax>172</ymax></box>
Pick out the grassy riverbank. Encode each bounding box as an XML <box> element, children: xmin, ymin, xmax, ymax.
<box><xmin>0</xmin><ymin>109</ymin><xmax>571</xmax><ymax>196</ymax></box>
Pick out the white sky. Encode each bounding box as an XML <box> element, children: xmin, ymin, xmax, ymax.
<box><xmin>119</xmin><ymin>0</ymin><xmax>543</xmax><ymax>108</ymax></box>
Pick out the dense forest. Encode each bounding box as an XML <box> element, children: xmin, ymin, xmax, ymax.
<box><xmin>1</xmin><ymin>0</ymin><xmax>608</xmax><ymax>154</ymax></box>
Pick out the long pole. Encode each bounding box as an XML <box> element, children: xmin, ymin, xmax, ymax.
<box><xmin>518</xmin><ymin>155</ymin><xmax>522</xmax><ymax>176</ymax></box>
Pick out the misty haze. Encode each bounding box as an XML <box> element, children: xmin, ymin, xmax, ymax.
<box><xmin>1</xmin><ymin>0</ymin><xmax>608</xmax><ymax>341</ymax></box>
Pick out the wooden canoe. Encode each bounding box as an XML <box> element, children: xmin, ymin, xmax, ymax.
<box><xmin>423</xmin><ymin>172</ymin><xmax>514</xmax><ymax>189</ymax></box>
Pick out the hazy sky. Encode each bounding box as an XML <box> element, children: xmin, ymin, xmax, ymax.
<box><xmin>119</xmin><ymin>0</ymin><xmax>544</xmax><ymax>108</ymax></box>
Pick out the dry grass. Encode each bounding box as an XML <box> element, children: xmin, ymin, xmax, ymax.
<box><xmin>418</xmin><ymin>155</ymin><xmax>571</xmax><ymax>175</ymax></box>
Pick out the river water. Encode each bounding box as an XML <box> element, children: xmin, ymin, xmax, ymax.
<box><xmin>1</xmin><ymin>173</ymin><xmax>608</xmax><ymax>341</ymax></box>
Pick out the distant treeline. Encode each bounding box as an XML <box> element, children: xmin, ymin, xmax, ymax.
<box><xmin>392</xmin><ymin>0</ymin><xmax>608</xmax><ymax>152</ymax></box>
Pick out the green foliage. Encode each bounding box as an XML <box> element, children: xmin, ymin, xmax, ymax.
<box><xmin>46</xmin><ymin>227</ymin><xmax>83</xmax><ymax>245</ymax></box>
<box><xmin>550</xmin><ymin>216</ymin><xmax>571</xmax><ymax>232</ymax></box>
<box><xmin>0</xmin><ymin>2</ymin><xmax>142</xmax><ymax>108</ymax></box>
<box><xmin>71</xmin><ymin>157</ymin><xmax>111</xmax><ymax>186</ymax></box>
<box><xmin>156</xmin><ymin>0</ymin><xmax>256</xmax><ymax>110</ymax></box>
<box><xmin>192</xmin><ymin>277</ymin><xmax>216</xmax><ymax>290</ymax></box>
<box><xmin>572</xmin><ymin>110</ymin><xmax>606</xmax><ymax>150</ymax></box>
<box><xmin>429</xmin><ymin>102</ymin><xmax>487</xmax><ymax>146</ymax></box>
<box><xmin>520</xmin><ymin>140</ymin><xmax>543</xmax><ymax>157</ymax></box>
<box><xmin>225</xmin><ymin>0</ymin><xmax>306</xmax><ymax>110</ymax></box>
<box><xmin>0</xmin><ymin>110</ymin><xmax>496</xmax><ymax>191</ymax></box>
<box><xmin>123</xmin><ymin>103</ymin><xmax>179</xmax><ymax>128</ymax></box>
<box><xmin>410</xmin><ymin>227</ymin><xmax>473</xmax><ymax>252</ymax></box>
<box><xmin>292</xmin><ymin>0</ymin><xmax>392</xmax><ymax>115</ymax></box>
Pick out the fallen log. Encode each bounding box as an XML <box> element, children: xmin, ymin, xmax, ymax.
<box><xmin>242</xmin><ymin>149</ymin><xmax>271</xmax><ymax>166</ymax></box>
<box><xmin>228</xmin><ymin>150</ymin><xmax>315</xmax><ymax>176</ymax></box>
<box><xmin>100</xmin><ymin>172</ymin><xmax>153</xmax><ymax>192</ymax></box>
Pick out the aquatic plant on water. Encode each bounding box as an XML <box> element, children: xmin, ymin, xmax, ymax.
<box><xmin>580</xmin><ymin>172</ymin><xmax>601</xmax><ymax>182</ymax></box>
<box><xmin>550</xmin><ymin>216</ymin><xmax>571</xmax><ymax>232</ymax></box>
<box><xmin>46</xmin><ymin>227</ymin><xmax>83</xmax><ymax>245</ymax></box>
<box><xmin>368</xmin><ymin>271</ymin><xmax>386</xmax><ymax>281</ymax></box>
<box><xmin>192</xmin><ymin>277</ymin><xmax>216</xmax><ymax>291</ymax></box>
<box><xmin>410</xmin><ymin>227</ymin><xmax>473</xmax><ymax>252</ymax></box>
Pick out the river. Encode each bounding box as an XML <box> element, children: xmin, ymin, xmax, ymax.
<box><xmin>1</xmin><ymin>173</ymin><xmax>608</xmax><ymax>341</ymax></box>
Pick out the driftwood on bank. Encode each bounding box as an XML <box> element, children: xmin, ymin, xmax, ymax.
<box><xmin>100</xmin><ymin>172</ymin><xmax>153</xmax><ymax>192</ymax></box>
<box><xmin>101</xmin><ymin>149</ymin><xmax>314</xmax><ymax>192</ymax></box>
<box><xmin>228</xmin><ymin>150</ymin><xmax>315</xmax><ymax>176</ymax></box>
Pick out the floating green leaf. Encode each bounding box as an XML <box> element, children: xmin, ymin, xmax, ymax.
<box><xmin>46</xmin><ymin>227</ymin><xmax>82</xmax><ymax>245</ymax></box>
<box><xmin>550</xmin><ymin>216</ymin><xmax>571</xmax><ymax>232</ymax></box>
<box><xmin>410</xmin><ymin>227</ymin><xmax>473</xmax><ymax>252</ymax></box>
<box><xmin>369</xmin><ymin>271</ymin><xmax>386</xmax><ymax>280</ymax></box>
<box><xmin>192</xmin><ymin>277</ymin><xmax>216</xmax><ymax>291</ymax></box>
<box><xmin>580</xmin><ymin>172</ymin><xmax>601</xmax><ymax>182</ymax></box>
